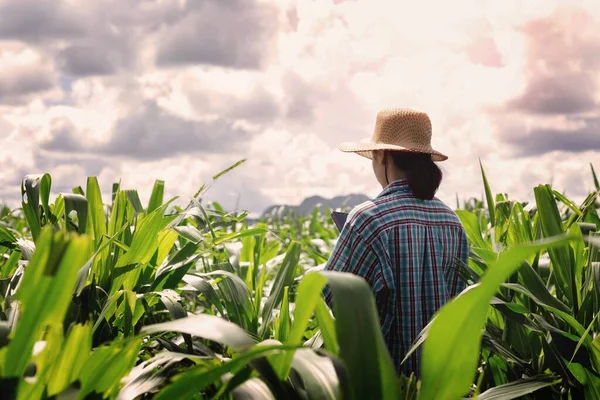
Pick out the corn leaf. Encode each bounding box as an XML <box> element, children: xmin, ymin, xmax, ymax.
<box><xmin>592</xmin><ymin>163</ymin><xmax>600</xmax><ymax>191</ymax></box>
<box><xmin>480</xmin><ymin>160</ymin><xmax>496</xmax><ymax>227</ymax></box>
<box><xmin>534</xmin><ymin>184</ymin><xmax>576</xmax><ymax>307</ymax></box>
<box><xmin>476</xmin><ymin>375</ymin><xmax>561</xmax><ymax>400</ymax></box>
<box><xmin>419</xmin><ymin>234</ymin><xmax>575</xmax><ymax>400</ymax></box>
<box><xmin>47</xmin><ymin>323</ymin><xmax>93</xmax><ymax>396</ymax></box>
<box><xmin>1</xmin><ymin>228</ymin><xmax>90</xmax><ymax>377</ymax></box>
<box><xmin>147</xmin><ymin>179</ymin><xmax>165</xmax><ymax>213</ymax></box>
<box><xmin>259</xmin><ymin>241</ymin><xmax>301</xmax><ymax>338</ymax></box>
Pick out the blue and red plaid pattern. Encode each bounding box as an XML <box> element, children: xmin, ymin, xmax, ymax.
<box><xmin>323</xmin><ymin>179</ymin><xmax>469</xmax><ymax>377</ymax></box>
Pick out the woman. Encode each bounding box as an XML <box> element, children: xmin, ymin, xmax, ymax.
<box><xmin>323</xmin><ymin>108</ymin><xmax>469</xmax><ymax>377</ymax></box>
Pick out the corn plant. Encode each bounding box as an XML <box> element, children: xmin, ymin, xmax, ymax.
<box><xmin>409</xmin><ymin>163</ymin><xmax>600</xmax><ymax>399</ymax></box>
<box><xmin>0</xmin><ymin>162</ymin><xmax>417</xmax><ymax>399</ymax></box>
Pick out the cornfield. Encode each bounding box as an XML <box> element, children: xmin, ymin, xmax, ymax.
<box><xmin>0</xmin><ymin>160</ymin><xmax>599</xmax><ymax>400</ymax></box>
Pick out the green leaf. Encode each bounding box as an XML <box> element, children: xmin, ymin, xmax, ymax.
<box><xmin>154</xmin><ymin>343</ymin><xmax>297</xmax><ymax>400</ymax></box>
<box><xmin>534</xmin><ymin>184</ymin><xmax>576</xmax><ymax>307</ymax></box>
<box><xmin>63</xmin><ymin>193</ymin><xmax>88</xmax><ymax>235</ymax></box>
<box><xmin>47</xmin><ymin>323</ymin><xmax>93</xmax><ymax>396</ymax></box>
<box><xmin>456</xmin><ymin>210</ymin><xmax>490</xmax><ymax>250</ymax></box>
<box><xmin>476</xmin><ymin>375</ymin><xmax>561</xmax><ymax>400</ymax></box>
<box><xmin>212</xmin><ymin>159</ymin><xmax>247</xmax><ymax>181</ymax></box>
<box><xmin>153</xmin><ymin>242</ymin><xmax>200</xmax><ymax>291</ymax></box>
<box><xmin>553</xmin><ymin>189</ymin><xmax>583</xmax><ymax>217</ymax></box>
<box><xmin>229</xmin><ymin>377</ymin><xmax>277</xmax><ymax>400</ymax></box>
<box><xmin>118</xmin><ymin>352</ymin><xmax>201</xmax><ymax>400</ymax></box>
<box><xmin>214</xmin><ymin>227</ymin><xmax>268</xmax><ymax>246</ymax></box>
<box><xmin>259</xmin><ymin>241</ymin><xmax>301</xmax><ymax>338</ymax></box>
<box><xmin>0</xmin><ymin>225</ymin><xmax>17</xmax><ymax>247</ymax></box>
<box><xmin>21</xmin><ymin>174</ymin><xmax>53</xmax><ymax>240</ymax></box>
<box><xmin>419</xmin><ymin>234</ymin><xmax>575</xmax><ymax>400</ymax></box>
<box><xmin>569</xmin><ymin>311</ymin><xmax>600</xmax><ymax>365</ymax></box>
<box><xmin>274</xmin><ymin>272</ymin><xmax>328</xmax><ymax>378</ymax></box>
<box><xmin>314</xmin><ymin>298</ymin><xmax>339</xmax><ymax>354</ymax></box>
<box><xmin>124</xmin><ymin>190</ymin><xmax>144</xmax><ymax>215</ymax></box>
<box><xmin>78</xmin><ymin>338</ymin><xmax>142</xmax><ymax>399</ymax></box>
<box><xmin>110</xmin><ymin>202</ymin><xmax>173</xmax><ymax>294</ymax></box>
<box><xmin>86</xmin><ymin>177</ymin><xmax>107</xmax><ymax>246</ymax></box>
<box><xmin>501</xmin><ymin>282</ymin><xmax>570</xmax><ymax>314</ymax></box>
<box><xmin>1</xmin><ymin>228</ymin><xmax>90</xmax><ymax>377</ymax></box>
<box><xmin>591</xmin><ymin>163</ymin><xmax>600</xmax><ymax>191</ymax></box>
<box><xmin>147</xmin><ymin>180</ymin><xmax>165</xmax><ymax>213</ymax></box>
<box><xmin>290</xmin><ymin>349</ymin><xmax>341</xmax><ymax>399</ymax></box>
<box><xmin>74</xmin><ymin>224</ymin><xmax>129</xmax><ymax>296</ymax></box>
<box><xmin>274</xmin><ymin>286</ymin><xmax>291</xmax><ymax>343</ymax></box>
<box><xmin>480</xmin><ymin>159</ymin><xmax>496</xmax><ymax>227</ymax></box>
<box><xmin>0</xmin><ymin>251</ymin><xmax>21</xmax><ymax>279</ymax></box>
<box><xmin>321</xmin><ymin>271</ymin><xmax>399</xmax><ymax>400</ymax></box>
<box><xmin>189</xmin><ymin>271</ymin><xmax>256</xmax><ymax>331</ymax></box>
<box><xmin>142</xmin><ymin>313</ymin><xmax>256</xmax><ymax>351</ymax></box>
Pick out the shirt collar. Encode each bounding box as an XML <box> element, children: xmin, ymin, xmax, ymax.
<box><xmin>376</xmin><ymin>179</ymin><xmax>410</xmax><ymax>198</ymax></box>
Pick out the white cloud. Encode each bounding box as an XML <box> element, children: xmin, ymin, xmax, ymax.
<box><xmin>0</xmin><ymin>0</ymin><xmax>598</xmax><ymax>214</ymax></box>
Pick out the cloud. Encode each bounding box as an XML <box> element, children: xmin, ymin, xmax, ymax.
<box><xmin>39</xmin><ymin>118</ymin><xmax>87</xmax><ymax>152</ymax></box>
<box><xmin>2</xmin><ymin>0</ymin><xmax>600</xmax><ymax>214</ymax></box>
<box><xmin>156</xmin><ymin>0</ymin><xmax>279</xmax><ymax>69</ymax></box>
<box><xmin>39</xmin><ymin>100</ymin><xmax>256</xmax><ymax>161</ymax></box>
<box><xmin>505</xmin><ymin>117</ymin><xmax>600</xmax><ymax>157</ymax></box>
<box><xmin>34</xmin><ymin>150</ymin><xmax>109</xmax><ymax>179</ymax></box>
<box><xmin>464</xmin><ymin>36</ymin><xmax>504</xmax><ymax>68</ymax></box>
<box><xmin>493</xmin><ymin>6</ymin><xmax>600</xmax><ymax>159</ymax></box>
<box><xmin>0</xmin><ymin>0</ymin><xmax>183</xmax><ymax>77</ymax></box>
<box><xmin>103</xmin><ymin>101</ymin><xmax>254</xmax><ymax>160</ymax></box>
<box><xmin>506</xmin><ymin>6</ymin><xmax>600</xmax><ymax>115</ymax></box>
<box><xmin>0</xmin><ymin>0</ymin><xmax>85</xmax><ymax>42</ymax></box>
<box><xmin>0</xmin><ymin>47</ymin><xmax>56</xmax><ymax>104</ymax></box>
<box><xmin>57</xmin><ymin>41</ymin><xmax>134</xmax><ymax>78</ymax></box>
<box><xmin>188</xmin><ymin>85</ymin><xmax>282</xmax><ymax>124</ymax></box>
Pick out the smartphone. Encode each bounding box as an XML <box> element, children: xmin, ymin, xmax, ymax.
<box><xmin>331</xmin><ymin>211</ymin><xmax>349</xmax><ymax>232</ymax></box>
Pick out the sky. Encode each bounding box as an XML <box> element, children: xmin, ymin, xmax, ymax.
<box><xmin>0</xmin><ymin>0</ymin><xmax>599</xmax><ymax>215</ymax></box>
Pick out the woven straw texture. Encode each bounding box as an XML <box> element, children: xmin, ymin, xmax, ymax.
<box><xmin>337</xmin><ymin>108</ymin><xmax>448</xmax><ymax>161</ymax></box>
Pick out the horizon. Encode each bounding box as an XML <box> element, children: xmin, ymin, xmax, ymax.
<box><xmin>1</xmin><ymin>0</ymin><xmax>599</xmax><ymax>214</ymax></box>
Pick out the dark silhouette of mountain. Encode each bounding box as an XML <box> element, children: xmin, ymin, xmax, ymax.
<box><xmin>262</xmin><ymin>193</ymin><xmax>370</xmax><ymax>217</ymax></box>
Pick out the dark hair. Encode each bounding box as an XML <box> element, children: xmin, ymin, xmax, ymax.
<box><xmin>388</xmin><ymin>151</ymin><xmax>442</xmax><ymax>200</ymax></box>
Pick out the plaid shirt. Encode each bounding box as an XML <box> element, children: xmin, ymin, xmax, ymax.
<box><xmin>324</xmin><ymin>179</ymin><xmax>469</xmax><ymax>377</ymax></box>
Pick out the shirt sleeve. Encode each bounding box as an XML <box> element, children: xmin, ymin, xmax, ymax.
<box><xmin>322</xmin><ymin>223</ymin><xmax>384</xmax><ymax>306</ymax></box>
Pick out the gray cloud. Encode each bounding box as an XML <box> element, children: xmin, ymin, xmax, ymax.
<box><xmin>57</xmin><ymin>40</ymin><xmax>135</xmax><ymax>77</ymax></box>
<box><xmin>0</xmin><ymin>0</ymin><xmax>85</xmax><ymax>42</ymax></box>
<box><xmin>104</xmin><ymin>101</ymin><xmax>253</xmax><ymax>160</ymax></box>
<box><xmin>41</xmin><ymin>101</ymin><xmax>254</xmax><ymax>161</ymax></box>
<box><xmin>189</xmin><ymin>87</ymin><xmax>281</xmax><ymax>124</ymax></box>
<box><xmin>508</xmin><ymin>72</ymin><xmax>598</xmax><ymax>115</ymax></box>
<box><xmin>0</xmin><ymin>66</ymin><xmax>55</xmax><ymax>104</ymax></box>
<box><xmin>0</xmin><ymin>0</ymin><xmax>183</xmax><ymax>77</ymax></box>
<box><xmin>52</xmin><ymin>0</ymin><xmax>183</xmax><ymax>77</ymax></box>
<box><xmin>283</xmin><ymin>74</ymin><xmax>319</xmax><ymax>122</ymax></box>
<box><xmin>39</xmin><ymin>118</ymin><xmax>87</xmax><ymax>153</ymax></box>
<box><xmin>506</xmin><ymin>7</ymin><xmax>600</xmax><ymax>115</ymax></box>
<box><xmin>156</xmin><ymin>0</ymin><xmax>279</xmax><ymax>69</ymax></box>
<box><xmin>34</xmin><ymin>151</ymin><xmax>109</xmax><ymax>178</ymax></box>
<box><xmin>505</xmin><ymin>118</ymin><xmax>600</xmax><ymax>157</ymax></box>
<box><xmin>496</xmin><ymin>7</ymin><xmax>600</xmax><ymax>158</ymax></box>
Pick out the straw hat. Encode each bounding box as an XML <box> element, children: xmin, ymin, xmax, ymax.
<box><xmin>337</xmin><ymin>108</ymin><xmax>448</xmax><ymax>161</ymax></box>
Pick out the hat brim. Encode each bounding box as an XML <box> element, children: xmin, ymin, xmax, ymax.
<box><xmin>337</xmin><ymin>142</ymin><xmax>448</xmax><ymax>162</ymax></box>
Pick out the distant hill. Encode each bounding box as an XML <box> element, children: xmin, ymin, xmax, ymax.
<box><xmin>262</xmin><ymin>193</ymin><xmax>370</xmax><ymax>217</ymax></box>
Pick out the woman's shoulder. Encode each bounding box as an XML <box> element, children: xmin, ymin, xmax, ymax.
<box><xmin>347</xmin><ymin>199</ymin><xmax>378</xmax><ymax>218</ymax></box>
<box><xmin>345</xmin><ymin>199</ymin><xmax>383</xmax><ymax>231</ymax></box>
